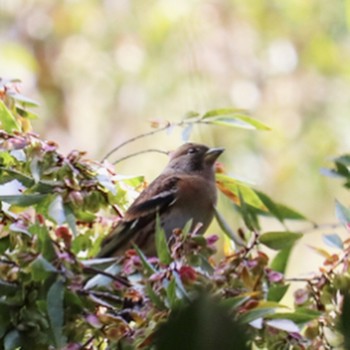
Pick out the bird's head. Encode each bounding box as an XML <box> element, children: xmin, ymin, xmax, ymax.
<box><xmin>167</xmin><ymin>143</ymin><xmax>224</xmax><ymax>174</ymax></box>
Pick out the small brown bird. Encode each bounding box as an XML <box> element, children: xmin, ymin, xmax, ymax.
<box><xmin>97</xmin><ymin>143</ymin><xmax>224</xmax><ymax>257</ymax></box>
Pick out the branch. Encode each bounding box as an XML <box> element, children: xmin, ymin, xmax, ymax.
<box><xmin>101</xmin><ymin>116</ymin><xmax>203</xmax><ymax>162</ymax></box>
<box><xmin>101</xmin><ymin>122</ymin><xmax>172</xmax><ymax>161</ymax></box>
<box><xmin>113</xmin><ymin>148</ymin><xmax>168</xmax><ymax>165</ymax></box>
<box><xmin>83</xmin><ymin>265</ymin><xmax>131</xmax><ymax>288</ymax></box>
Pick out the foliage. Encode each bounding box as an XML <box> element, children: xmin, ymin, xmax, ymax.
<box><xmin>1</xmin><ymin>81</ymin><xmax>350</xmax><ymax>350</ymax></box>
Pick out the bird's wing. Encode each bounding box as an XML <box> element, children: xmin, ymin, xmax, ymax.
<box><xmin>97</xmin><ymin>175</ymin><xmax>179</xmax><ymax>257</ymax></box>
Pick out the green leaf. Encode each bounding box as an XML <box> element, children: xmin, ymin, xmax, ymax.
<box><xmin>15</xmin><ymin>106</ymin><xmax>38</xmax><ymax>119</ymax></box>
<box><xmin>30</xmin><ymin>157</ymin><xmax>40</xmax><ymax>183</ymax></box>
<box><xmin>203</xmin><ymin>107</ymin><xmax>246</xmax><ymax>117</ymax></box>
<box><xmin>134</xmin><ymin>244</ymin><xmax>157</xmax><ymax>275</ymax></box>
<box><xmin>259</xmin><ymin>231</ymin><xmax>303</xmax><ymax>250</ymax></box>
<box><xmin>270</xmin><ymin>246</ymin><xmax>292</xmax><ymax>273</ymax></box>
<box><xmin>64</xmin><ymin>204</ymin><xmax>77</xmax><ymax>237</ymax></box>
<box><xmin>30</xmin><ymin>255</ymin><xmax>57</xmax><ymax>281</ymax></box>
<box><xmin>47</xmin><ymin>278</ymin><xmax>66</xmax><ymax>348</ymax></box>
<box><xmin>155</xmin><ymin>214</ymin><xmax>172</xmax><ymax>264</ymax></box>
<box><xmin>267</xmin><ymin>284</ymin><xmax>290</xmax><ymax>302</ymax></box>
<box><xmin>267</xmin><ymin>308</ymin><xmax>322</xmax><ymax>324</ymax></box>
<box><xmin>0</xmin><ymin>194</ymin><xmax>46</xmax><ymax>206</ymax></box>
<box><xmin>239</xmin><ymin>307</ymin><xmax>276</xmax><ymax>324</ymax></box>
<box><xmin>0</xmin><ymin>100</ymin><xmax>20</xmax><ymax>132</ymax></box>
<box><xmin>255</xmin><ymin>191</ymin><xmax>306</xmax><ymax>223</ymax></box>
<box><xmin>216</xmin><ymin>174</ymin><xmax>266</xmax><ymax>210</ymax></box>
<box><xmin>181</xmin><ymin>218</ymin><xmax>193</xmax><ymax>238</ymax></box>
<box><xmin>221</xmin><ymin>295</ymin><xmax>253</xmax><ymax>310</ymax></box>
<box><xmin>7</xmin><ymin>91</ymin><xmax>39</xmax><ymax>107</ymax></box>
<box><xmin>238</xmin><ymin>189</ymin><xmax>260</xmax><ymax>231</ymax></box>
<box><xmin>335</xmin><ymin>200</ymin><xmax>350</xmax><ymax>230</ymax></box>
<box><xmin>323</xmin><ymin>233</ymin><xmax>343</xmax><ymax>249</ymax></box>
<box><xmin>202</xmin><ymin>108</ymin><xmax>270</xmax><ymax>131</ymax></box>
<box><xmin>239</xmin><ymin>302</ymin><xmax>286</xmax><ymax>324</ymax></box>
<box><xmin>145</xmin><ymin>283</ymin><xmax>167</xmax><ymax>310</ymax></box>
<box><xmin>273</xmin><ymin>203</ymin><xmax>307</xmax><ymax>220</ymax></box>
<box><xmin>29</xmin><ymin>223</ymin><xmax>56</xmax><ymax>260</ymax></box>
<box><xmin>166</xmin><ymin>278</ymin><xmax>178</xmax><ymax>308</ymax></box>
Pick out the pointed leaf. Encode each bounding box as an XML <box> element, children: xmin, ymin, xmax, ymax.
<box><xmin>259</xmin><ymin>231</ymin><xmax>302</xmax><ymax>250</ymax></box>
<box><xmin>48</xmin><ymin>195</ymin><xmax>66</xmax><ymax>225</ymax></box>
<box><xmin>30</xmin><ymin>255</ymin><xmax>57</xmax><ymax>281</ymax></box>
<box><xmin>216</xmin><ymin>174</ymin><xmax>266</xmax><ymax>210</ymax></box>
<box><xmin>145</xmin><ymin>283</ymin><xmax>166</xmax><ymax>310</ymax></box>
<box><xmin>64</xmin><ymin>204</ymin><xmax>77</xmax><ymax>237</ymax></box>
<box><xmin>323</xmin><ymin>233</ymin><xmax>343</xmax><ymax>249</ymax></box>
<box><xmin>267</xmin><ymin>284</ymin><xmax>290</xmax><ymax>302</ymax></box>
<box><xmin>0</xmin><ymin>100</ymin><xmax>20</xmax><ymax>132</ymax></box>
<box><xmin>0</xmin><ymin>194</ymin><xmax>46</xmax><ymax>206</ymax></box>
<box><xmin>267</xmin><ymin>308</ymin><xmax>322</xmax><ymax>324</ymax></box>
<box><xmin>270</xmin><ymin>246</ymin><xmax>292</xmax><ymax>273</ymax></box>
<box><xmin>238</xmin><ymin>189</ymin><xmax>260</xmax><ymax>231</ymax></box>
<box><xmin>202</xmin><ymin>108</ymin><xmax>270</xmax><ymax>131</ymax></box>
<box><xmin>166</xmin><ymin>278</ymin><xmax>177</xmax><ymax>308</ymax></box>
<box><xmin>7</xmin><ymin>92</ymin><xmax>39</xmax><ymax>107</ymax></box>
<box><xmin>255</xmin><ymin>191</ymin><xmax>306</xmax><ymax>222</ymax></box>
<box><xmin>47</xmin><ymin>278</ymin><xmax>66</xmax><ymax>348</ymax></box>
<box><xmin>134</xmin><ymin>244</ymin><xmax>157</xmax><ymax>275</ymax></box>
<box><xmin>155</xmin><ymin>214</ymin><xmax>171</xmax><ymax>264</ymax></box>
<box><xmin>335</xmin><ymin>200</ymin><xmax>350</xmax><ymax>231</ymax></box>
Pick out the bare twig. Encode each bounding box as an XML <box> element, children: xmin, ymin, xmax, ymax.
<box><xmin>101</xmin><ymin>116</ymin><xmax>204</xmax><ymax>162</ymax></box>
<box><xmin>113</xmin><ymin>148</ymin><xmax>168</xmax><ymax>165</ymax></box>
<box><xmin>84</xmin><ymin>265</ymin><xmax>131</xmax><ymax>288</ymax></box>
<box><xmin>84</xmin><ymin>289</ymin><xmax>124</xmax><ymax>304</ymax></box>
<box><xmin>299</xmin><ymin>222</ymin><xmax>343</xmax><ymax>234</ymax></box>
<box><xmin>101</xmin><ymin>122</ymin><xmax>173</xmax><ymax>161</ymax></box>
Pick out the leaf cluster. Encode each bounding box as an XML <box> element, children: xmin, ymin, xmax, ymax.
<box><xmin>1</xmin><ymin>81</ymin><xmax>350</xmax><ymax>350</ymax></box>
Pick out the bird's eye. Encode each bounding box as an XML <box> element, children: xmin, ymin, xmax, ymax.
<box><xmin>187</xmin><ymin>147</ymin><xmax>197</xmax><ymax>154</ymax></box>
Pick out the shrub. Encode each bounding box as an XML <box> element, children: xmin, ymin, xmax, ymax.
<box><xmin>0</xmin><ymin>79</ymin><xmax>349</xmax><ymax>350</ymax></box>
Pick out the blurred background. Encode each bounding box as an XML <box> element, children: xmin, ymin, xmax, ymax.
<box><xmin>1</xmin><ymin>0</ymin><xmax>350</xmax><ymax>275</ymax></box>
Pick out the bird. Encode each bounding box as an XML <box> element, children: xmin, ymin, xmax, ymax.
<box><xmin>97</xmin><ymin>143</ymin><xmax>224</xmax><ymax>258</ymax></box>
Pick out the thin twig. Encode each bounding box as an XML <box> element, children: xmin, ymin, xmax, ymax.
<box><xmin>84</xmin><ymin>289</ymin><xmax>124</xmax><ymax>304</ymax></box>
<box><xmin>113</xmin><ymin>148</ymin><xmax>168</xmax><ymax>165</ymax></box>
<box><xmin>299</xmin><ymin>222</ymin><xmax>344</xmax><ymax>234</ymax></box>
<box><xmin>101</xmin><ymin>116</ymin><xmax>203</xmax><ymax>162</ymax></box>
<box><xmin>101</xmin><ymin>122</ymin><xmax>173</xmax><ymax>161</ymax></box>
<box><xmin>84</xmin><ymin>266</ymin><xmax>131</xmax><ymax>288</ymax></box>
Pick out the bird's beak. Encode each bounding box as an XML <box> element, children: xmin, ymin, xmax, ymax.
<box><xmin>204</xmin><ymin>147</ymin><xmax>224</xmax><ymax>164</ymax></box>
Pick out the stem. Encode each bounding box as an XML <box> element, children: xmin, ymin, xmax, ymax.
<box><xmin>101</xmin><ymin>122</ymin><xmax>172</xmax><ymax>161</ymax></box>
<box><xmin>101</xmin><ymin>116</ymin><xmax>202</xmax><ymax>162</ymax></box>
<box><xmin>300</xmin><ymin>222</ymin><xmax>343</xmax><ymax>234</ymax></box>
<box><xmin>113</xmin><ymin>148</ymin><xmax>168</xmax><ymax>165</ymax></box>
<box><xmin>84</xmin><ymin>266</ymin><xmax>131</xmax><ymax>288</ymax></box>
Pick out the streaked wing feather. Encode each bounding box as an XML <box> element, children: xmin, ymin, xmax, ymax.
<box><xmin>97</xmin><ymin>175</ymin><xmax>179</xmax><ymax>257</ymax></box>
